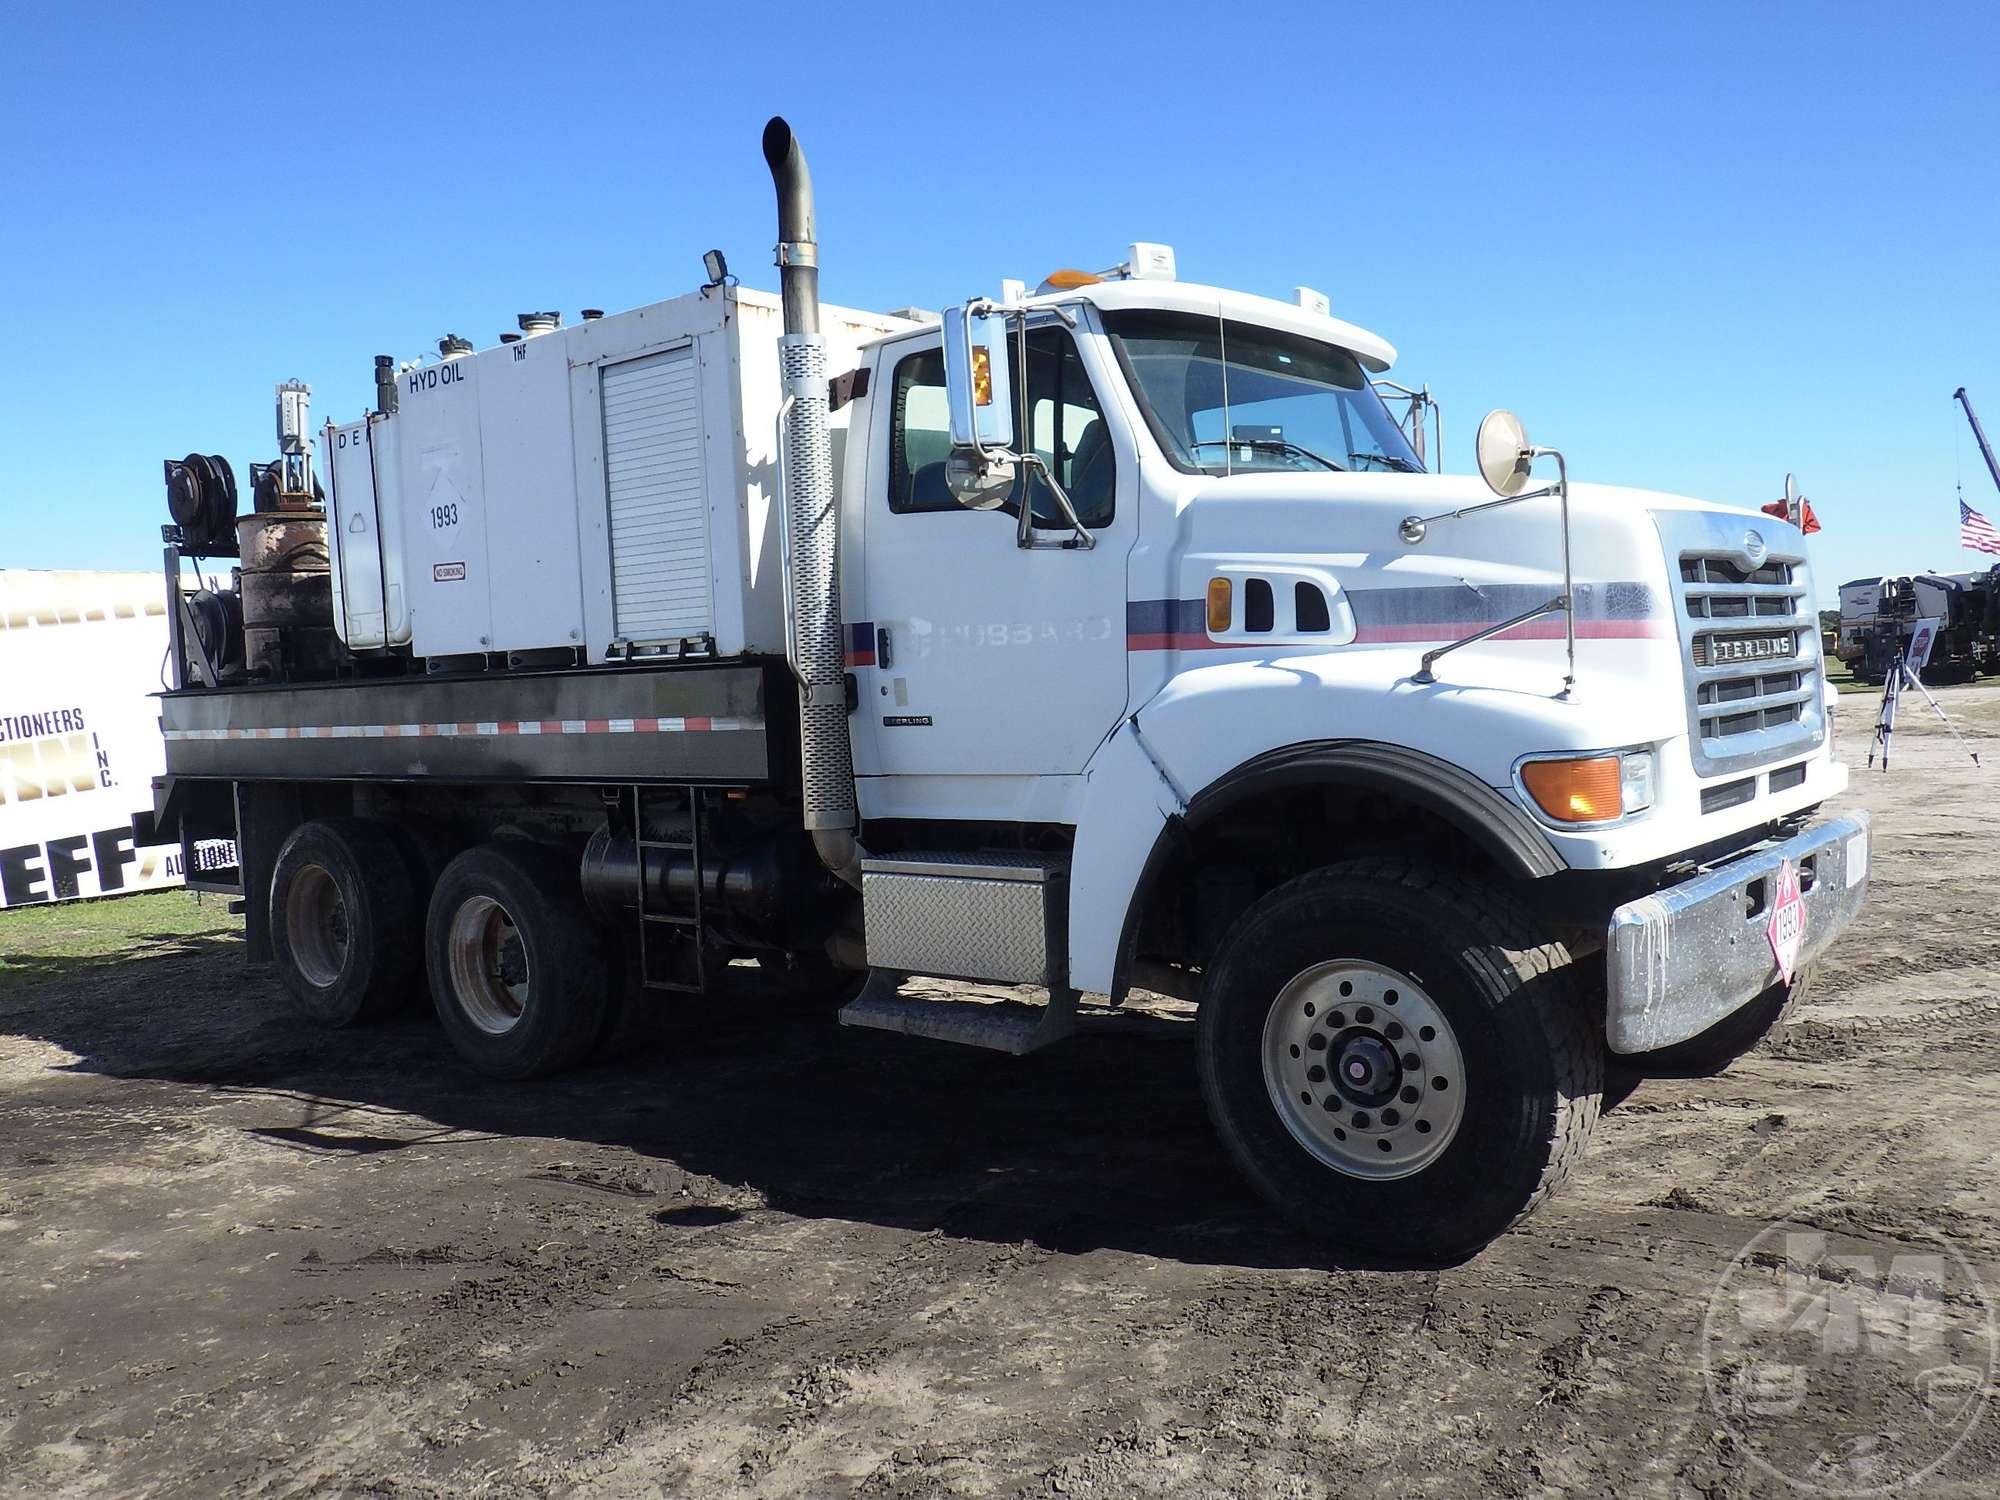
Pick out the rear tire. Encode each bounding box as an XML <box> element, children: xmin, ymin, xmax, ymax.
<box><xmin>1627</xmin><ymin>964</ymin><xmax>1814</xmax><ymax>1076</ymax></box>
<box><xmin>427</xmin><ymin>841</ymin><xmax>609</xmax><ymax>1079</ymax></box>
<box><xmin>1197</xmin><ymin>859</ymin><xmax>1602</xmax><ymax>1262</ymax></box>
<box><xmin>268</xmin><ymin>818</ymin><xmax>423</xmax><ymax>1026</ymax></box>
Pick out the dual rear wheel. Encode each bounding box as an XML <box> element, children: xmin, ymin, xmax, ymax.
<box><xmin>268</xmin><ymin>822</ymin><xmax>609</xmax><ymax>1079</ymax></box>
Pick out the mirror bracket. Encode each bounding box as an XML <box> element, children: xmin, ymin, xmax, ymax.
<box><xmin>1398</xmin><ymin>481</ymin><xmax>1559</xmax><ymax>544</ymax></box>
<box><xmin>1401</xmin><ymin>435</ymin><xmax>1576</xmax><ymax>696</ymax></box>
<box><xmin>1013</xmin><ymin>452</ymin><xmax>1096</xmax><ymax>551</ymax></box>
<box><xmin>1414</xmin><ymin>594</ymin><xmax>1568</xmax><ymax>684</ymax></box>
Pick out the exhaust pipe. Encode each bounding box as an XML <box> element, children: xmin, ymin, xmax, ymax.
<box><xmin>763</xmin><ymin>116</ymin><xmax>863</xmax><ymax>888</ymax></box>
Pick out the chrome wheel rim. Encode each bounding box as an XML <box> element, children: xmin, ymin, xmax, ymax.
<box><xmin>1261</xmin><ymin>959</ymin><xmax>1467</xmax><ymax>1181</ymax></box>
<box><xmin>447</xmin><ymin>895</ymin><xmax>529</xmax><ymax>1036</ymax></box>
<box><xmin>285</xmin><ymin>864</ymin><xmax>348</xmax><ymax>987</ymax></box>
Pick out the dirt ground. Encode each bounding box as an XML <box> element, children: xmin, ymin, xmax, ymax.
<box><xmin>5</xmin><ymin>686</ymin><xmax>2000</xmax><ymax>1499</ymax></box>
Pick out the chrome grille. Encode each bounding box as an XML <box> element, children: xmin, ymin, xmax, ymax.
<box><xmin>1657</xmin><ymin>512</ymin><xmax>1824</xmax><ymax>778</ymax></box>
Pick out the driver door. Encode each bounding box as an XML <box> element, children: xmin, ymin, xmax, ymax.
<box><xmin>854</xmin><ymin>318</ymin><xmax>1135</xmax><ymax>784</ymax></box>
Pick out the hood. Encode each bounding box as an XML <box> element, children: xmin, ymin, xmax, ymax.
<box><xmin>1141</xmin><ymin>470</ymin><xmax>1812</xmax><ymax>709</ymax></box>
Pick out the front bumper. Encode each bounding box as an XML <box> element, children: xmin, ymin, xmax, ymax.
<box><xmin>1604</xmin><ymin>811</ymin><xmax>1871</xmax><ymax>1054</ymax></box>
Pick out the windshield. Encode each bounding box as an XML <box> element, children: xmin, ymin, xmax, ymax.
<box><xmin>1103</xmin><ymin>309</ymin><xmax>1423</xmax><ymax>476</ymax></box>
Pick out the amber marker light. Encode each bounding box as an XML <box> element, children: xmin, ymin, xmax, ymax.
<box><xmin>971</xmin><ymin>345</ymin><xmax>993</xmax><ymax>407</ymax></box>
<box><xmin>1519</xmin><ymin>755</ymin><xmax>1624</xmax><ymax>823</ymax></box>
<box><xmin>1207</xmin><ymin>577</ymin><xmax>1233</xmax><ymax>633</ymax></box>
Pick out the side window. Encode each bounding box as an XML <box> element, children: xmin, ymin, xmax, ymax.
<box><xmin>1019</xmin><ymin>328</ymin><xmax>1115</xmax><ymax>528</ymax></box>
<box><xmin>887</xmin><ymin>348</ymin><xmax>954</xmax><ymax>514</ymax></box>
<box><xmin>884</xmin><ymin>329</ymin><xmax>1116</xmax><ymax>526</ymax></box>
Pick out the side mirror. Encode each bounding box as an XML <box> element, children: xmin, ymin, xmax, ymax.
<box><xmin>942</xmin><ymin>449</ymin><xmax>1015</xmax><ymax>512</ymax></box>
<box><xmin>1476</xmin><ymin>409</ymin><xmax>1534</xmax><ymax>497</ymax></box>
<box><xmin>941</xmin><ymin>302</ymin><xmax>1014</xmax><ymax>451</ymax></box>
<box><xmin>940</xmin><ymin>301</ymin><xmax>1019</xmax><ymax>509</ymax></box>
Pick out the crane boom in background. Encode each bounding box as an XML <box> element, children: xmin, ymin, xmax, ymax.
<box><xmin>1956</xmin><ymin>387</ymin><xmax>2000</xmax><ymax>500</ymax></box>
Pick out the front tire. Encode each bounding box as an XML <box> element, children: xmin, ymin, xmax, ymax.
<box><xmin>426</xmin><ymin>842</ymin><xmax>609</xmax><ymax>1079</ymax></box>
<box><xmin>1197</xmin><ymin>860</ymin><xmax>1602</xmax><ymax>1261</ymax></box>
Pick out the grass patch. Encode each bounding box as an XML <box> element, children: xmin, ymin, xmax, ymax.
<box><xmin>0</xmin><ymin>890</ymin><xmax>240</xmax><ymax>994</ymax></box>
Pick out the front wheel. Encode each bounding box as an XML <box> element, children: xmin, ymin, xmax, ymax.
<box><xmin>1197</xmin><ymin>860</ymin><xmax>1602</xmax><ymax>1262</ymax></box>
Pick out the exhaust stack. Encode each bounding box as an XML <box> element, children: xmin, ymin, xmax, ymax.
<box><xmin>763</xmin><ymin>116</ymin><xmax>861</xmax><ymax>888</ymax></box>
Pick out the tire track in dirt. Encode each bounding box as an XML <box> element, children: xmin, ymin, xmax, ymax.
<box><xmin>1813</xmin><ymin>942</ymin><xmax>2000</xmax><ymax>999</ymax></box>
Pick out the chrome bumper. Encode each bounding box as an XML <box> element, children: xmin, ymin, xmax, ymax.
<box><xmin>1605</xmin><ymin>811</ymin><xmax>1871</xmax><ymax>1054</ymax></box>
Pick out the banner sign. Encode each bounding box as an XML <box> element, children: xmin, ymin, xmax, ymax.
<box><xmin>1905</xmin><ymin>618</ymin><xmax>1940</xmax><ymax>674</ymax></box>
<box><xmin>0</xmin><ymin>570</ymin><xmax>232</xmax><ymax>908</ymax></box>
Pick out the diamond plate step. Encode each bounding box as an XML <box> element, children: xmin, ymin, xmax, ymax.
<box><xmin>838</xmin><ymin>969</ymin><xmax>1079</xmax><ymax>1056</ymax></box>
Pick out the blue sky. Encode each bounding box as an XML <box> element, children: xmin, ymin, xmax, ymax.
<box><xmin>3</xmin><ymin>0</ymin><xmax>1996</xmax><ymax>602</ymax></box>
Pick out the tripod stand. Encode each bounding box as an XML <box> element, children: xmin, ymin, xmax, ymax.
<box><xmin>1867</xmin><ymin>656</ymin><xmax>1981</xmax><ymax>770</ymax></box>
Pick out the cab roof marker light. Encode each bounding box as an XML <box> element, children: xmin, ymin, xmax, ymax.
<box><xmin>1039</xmin><ymin>268</ymin><xmax>1103</xmax><ymax>293</ymax></box>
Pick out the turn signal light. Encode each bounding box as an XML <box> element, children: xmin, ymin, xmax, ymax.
<box><xmin>1520</xmin><ymin>755</ymin><xmax>1623</xmax><ymax>823</ymax></box>
<box><xmin>971</xmin><ymin>345</ymin><xmax>993</xmax><ymax>407</ymax></box>
<box><xmin>1207</xmin><ymin>577</ymin><xmax>1233</xmax><ymax>633</ymax></box>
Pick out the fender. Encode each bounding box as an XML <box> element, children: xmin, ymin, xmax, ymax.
<box><xmin>1186</xmin><ymin>740</ymin><xmax>1564</xmax><ymax>878</ymax></box>
<box><xmin>1069</xmin><ymin>730</ymin><xmax>1565</xmax><ymax>998</ymax></box>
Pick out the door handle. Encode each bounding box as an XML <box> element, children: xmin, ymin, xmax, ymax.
<box><xmin>876</xmin><ymin>626</ymin><xmax>893</xmax><ymax>669</ymax></box>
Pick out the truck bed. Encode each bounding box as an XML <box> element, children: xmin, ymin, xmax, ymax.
<box><xmin>158</xmin><ymin>660</ymin><xmax>781</xmax><ymax>786</ymax></box>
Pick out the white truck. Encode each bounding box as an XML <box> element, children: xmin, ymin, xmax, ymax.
<box><xmin>141</xmin><ymin>119</ymin><xmax>1869</xmax><ymax>1260</ymax></box>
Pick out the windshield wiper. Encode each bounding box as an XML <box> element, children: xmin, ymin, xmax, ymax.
<box><xmin>1349</xmin><ymin>451</ymin><xmax>1420</xmax><ymax>473</ymax></box>
<box><xmin>1188</xmin><ymin>438</ymin><xmax>1343</xmax><ymax>472</ymax></box>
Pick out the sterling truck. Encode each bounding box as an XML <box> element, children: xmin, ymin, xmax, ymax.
<box><xmin>140</xmin><ymin>119</ymin><xmax>1869</xmax><ymax>1259</ymax></box>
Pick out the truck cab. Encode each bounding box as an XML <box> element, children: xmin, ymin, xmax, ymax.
<box><xmin>837</xmin><ymin>269</ymin><xmax>1853</xmax><ymax>958</ymax></box>
<box><xmin>820</xmin><ymin>263</ymin><xmax>1867</xmax><ymax>1256</ymax></box>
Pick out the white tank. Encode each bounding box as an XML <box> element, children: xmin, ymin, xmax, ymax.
<box><xmin>321</xmin><ymin>285</ymin><xmax>914</xmax><ymax>663</ymax></box>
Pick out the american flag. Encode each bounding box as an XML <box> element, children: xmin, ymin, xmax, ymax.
<box><xmin>1963</xmin><ymin>499</ymin><xmax>2000</xmax><ymax>556</ymax></box>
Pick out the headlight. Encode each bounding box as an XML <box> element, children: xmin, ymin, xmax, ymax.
<box><xmin>1517</xmin><ymin>748</ymin><xmax>1657</xmax><ymax>825</ymax></box>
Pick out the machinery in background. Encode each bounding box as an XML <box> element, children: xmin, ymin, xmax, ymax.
<box><xmin>1958</xmin><ymin>387</ymin><xmax>2000</xmax><ymax>508</ymax></box>
<box><xmin>1835</xmin><ymin>575</ymin><xmax>1885</xmax><ymax>665</ymax></box>
<box><xmin>1855</xmin><ymin>572</ymin><xmax>1993</xmax><ymax>685</ymax></box>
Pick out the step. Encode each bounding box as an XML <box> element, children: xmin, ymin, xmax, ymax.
<box><xmin>838</xmin><ymin>970</ymin><xmax>1079</xmax><ymax>1056</ymax></box>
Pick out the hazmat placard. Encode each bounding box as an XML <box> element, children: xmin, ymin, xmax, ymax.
<box><xmin>1765</xmin><ymin>857</ymin><xmax>1806</xmax><ymax>985</ymax></box>
<box><xmin>0</xmin><ymin>570</ymin><xmax>231</xmax><ymax>907</ymax></box>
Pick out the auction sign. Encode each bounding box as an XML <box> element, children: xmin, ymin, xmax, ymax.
<box><xmin>0</xmin><ymin>570</ymin><xmax>227</xmax><ymax>908</ymax></box>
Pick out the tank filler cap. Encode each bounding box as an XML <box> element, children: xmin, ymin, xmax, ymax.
<box><xmin>517</xmin><ymin>311</ymin><xmax>561</xmax><ymax>335</ymax></box>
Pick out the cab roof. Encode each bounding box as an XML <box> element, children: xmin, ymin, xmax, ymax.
<box><xmin>1029</xmin><ymin>278</ymin><xmax>1398</xmax><ymax>373</ymax></box>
